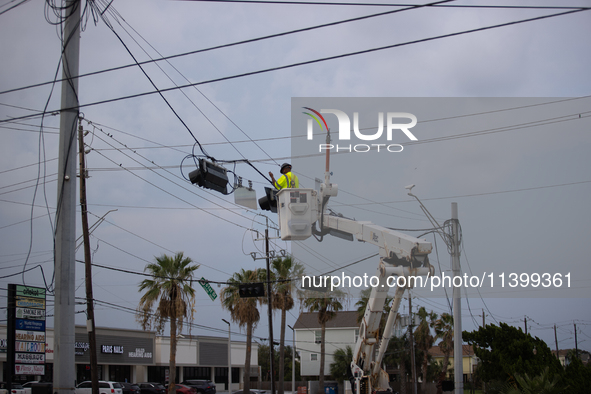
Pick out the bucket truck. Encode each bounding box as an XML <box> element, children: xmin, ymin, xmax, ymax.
<box><xmin>276</xmin><ymin>175</ymin><xmax>433</xmax><ymax>394</ymax></box>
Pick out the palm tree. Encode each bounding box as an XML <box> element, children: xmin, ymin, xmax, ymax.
<box><xmin>414</xmin><ymin>307</ymin><xmax>438</xmax><ymax>391</ymax></box>
<box><xmin>501</xmin><ymin>367</ymin><xmax>562</xmax><ymax>394</ymax></box>
<box><xmin>270</xmin><ymin>256</ymin><xmax>304</xmax><ymax>394</ymax></box>
<box><xmin>137</xmin><ymin>252</ymin><xmax>199</xmax><ymax>394</ymax></box>
<box><xmin>330</xmin><ymin>345</ymin><xmax>354</xmax><ymax>383</ymax></box>
<box><xmin>354</xmin><ymin>288</ymin><xmax>393</xmax><ymax>327</ymax></box>
<box><xmin>433</xmin><ymin>312</ymin><xmax>454</xmax><ymax>394</ymax></box>
<box><xmin>302</xmin><ymin>292</ymin><xmax>345</xmax><ymax>394</ymax></box>
<box><xmin>221</xmin><ymin>268</ymin><xmax>265</xmax><ymax>394</ymax></box>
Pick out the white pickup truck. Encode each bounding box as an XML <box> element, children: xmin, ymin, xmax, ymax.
<box><xmin>0</xmin><ymin>382</ymin><xmax>25</xmax><ymax>394</ymax></box>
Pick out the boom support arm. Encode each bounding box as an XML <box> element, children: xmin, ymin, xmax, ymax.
<box><xmin>319</xmin><ymin>214</ymin><xmax>433</xmax><ymax>391</ymax></box>
<box><xmin>276</xmin><ymin>182</ymin><xmax>433</xmax><ymax>392</ymax></box>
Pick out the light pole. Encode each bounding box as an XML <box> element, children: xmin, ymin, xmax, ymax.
<box><xmin>288</xmin><ymin>325</ymin><xmax>296</xmax><ymax>394</ymax></box>
<box><xmin>223</xmin><ymin>319</ymin><xmax>231</xmax><ymax>393</ymax></box>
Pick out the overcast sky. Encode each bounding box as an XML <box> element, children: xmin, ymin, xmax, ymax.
<box><xmin>1</xmin><ymin>0</ymin><xmax>590</xmax><ymax>355</ymax></box>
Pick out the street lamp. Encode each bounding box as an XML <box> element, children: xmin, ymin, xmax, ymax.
<box><xmin>288</xmin><ymin>325</ymin><xmax>296</xmax><ymax>394</ymax></box>
<box><xmin>222</xmin><ymin>319</ymin><xmax>231</xmax><ymax>393</ymax></box>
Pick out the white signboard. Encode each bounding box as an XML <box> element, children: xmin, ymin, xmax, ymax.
<box><xmin>15</xmin><ymin>296</ymin><xmax>45</xmax><ymax>309</ymax></box>
<box><xmin>15</xmin><ymin>364</ymin><xmax>45</xmax><ymax>375</ymax></box>
<box><xmin>15</xmin><ymin>341</ymin><xmax>45</xmax><ymax>353</ymax></box>
<box><xmin>15</xmin><ymin>331</ymin><xmax>45</xmax><ymax>343</ymax></box>
<box><xmin>16</xmin><ymin>308</ymin><xmax>45</xmax><ymax>320</ymax></box>
<box><xmin>15</xmin><ymin>352</ymin><xmax>45</xmax><ymax>364</ymax></box>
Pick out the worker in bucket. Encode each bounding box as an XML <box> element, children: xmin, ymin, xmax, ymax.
<box><xmin>269</xmin><ymin>162</ymin><xmax>299</xmax><ymax>190</ymax></box>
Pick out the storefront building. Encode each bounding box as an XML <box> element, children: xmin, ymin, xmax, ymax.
<box><xmin>1</xmin><ymin>325</ymin><xmax>258</xmax><ymax>391</ymax></box>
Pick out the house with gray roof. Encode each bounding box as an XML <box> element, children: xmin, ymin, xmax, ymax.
<box><xmin>293</xmin><ymin>311</ymin><xmax>359</xmax><ymax>378</ymax></box>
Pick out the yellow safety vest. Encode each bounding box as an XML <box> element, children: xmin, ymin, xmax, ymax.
<box><xmin>275</xmin><ymin>171</ymin><xmax>299</xmax><ymax>190</ymax></box>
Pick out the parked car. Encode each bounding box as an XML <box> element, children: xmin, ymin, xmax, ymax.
<box><xmin>76</xmin><ymin>381</ymin><xmax>123</xmax><ymax>394</ymax></box>
<box><xmin>172</xmin><ymin>385</ymin><xmax>196</xmax><ymax>394</ymax></box>
<box><xmin>232</xmin><ymin>390</ymin><xmax>266</xmax><ymax>394</ymax></box>
<box><xmin>137</xmin><ymin>383</ymin><xmax>166</xmax><ymax>394</ymax></box>
<box><xmin>0</xmin><ymin>383</ymin><xmax>26</xmax><ymax>394</ymax></box>
<box><xmin>21</xmin><ymin>382</ymin><xmax>40</xmax><ymax>394</ymax></box>
<box><xmin>119</xmin><ymin>383</ymin><xmax>140</xmax><ymax>394</ymax></box>
<box><xmin>180</xmin><ymin>381</ymin><xmax>215</xmax><ymax>394</ymax></box>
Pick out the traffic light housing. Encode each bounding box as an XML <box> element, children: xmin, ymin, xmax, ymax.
<box><xmin>238</xmin><ymin>283</ymin><xmax>265</xmax><ymax>298</ymax></box>
<box><xmin>189</xmin><ymin>159</ymin><xmax>229</xmax><ymax>194</ymax></box>
<box><xmin>258</xmin><ymin>187</ymin><xmax>277</xmax><ymax>213</ymax></box>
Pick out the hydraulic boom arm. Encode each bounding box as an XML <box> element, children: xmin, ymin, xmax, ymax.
<box><xmin>276</xmin><ymin>180</ymin><xmax>433</xmax><ymax>393</ymax></box>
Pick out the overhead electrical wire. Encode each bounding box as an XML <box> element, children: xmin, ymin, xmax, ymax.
<box><xmin>88</xmin><ymin>146</ymin><xmax>257</xmax><ymax>230</ymax></box>
<box><xmin>87</xmin><ymin>121</ymin><xmax>269</xmax><ymax>228</ymax></box>
<box><xmin>0</xmin><ymin>0</ymin><xmax>31</xmax><ymax>16</ymax></box>
<box><xmin>86</xmin><ymin>212</ymin><xmax>233</xmax><ymax>277</ymax></box>
<box><xmin>2</xmin><ymin>7</ymin><xmax>588</xmax><ymax>125</ymax></box>
<box><xmin>5</xmin><ymin>115</ymin><xmax>588</xmax><ymax>237</ymax></box>
<box><xmin>5</xmin><ymin>0</ymin><xmax>591</xmax><ymax>296</ymax></box>
<box><xmin>88</xmin><ymin>2</ymin><xmax>212</xmax><ymax>161</ymax></box>
<box><xmin>89</xmin><ymin>2</ymin><xmax>277</xmax><ymax>187</ymax></box>
<box><xmin>1</xmin><ymin>0</ymin><xmax>455</xmax><ymax>97</ymax></box>
<box><xmin>107</xmin><ymin>8</ymin><xmax>280</xmax><ymax>168</ymax></box>
<box><xmin>181</xmin><ymin>0</ymin><xmax>590</xmax><ymax>10</ymax></box>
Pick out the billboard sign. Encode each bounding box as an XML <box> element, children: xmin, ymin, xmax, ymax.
<box><xmin>8</xmin><ymin>285</ymin><xmax>46</xmax><ymax>376</ymax></box>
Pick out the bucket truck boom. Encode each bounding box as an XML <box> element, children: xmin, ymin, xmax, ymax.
<box><xmin>276</xmin><ymin>179</ymin><xmax>433</xmax><ymax>394</ymax></box>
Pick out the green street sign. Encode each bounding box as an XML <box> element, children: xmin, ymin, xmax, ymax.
<box><xmin>198</xmin><ymin>277</ymin><xmax>217</xmax><ymax>301</ymax></box>
<box><xmin>16</xmin><ymin>285</ymin><xmax>46</xmax><ymax>299</ymax></box>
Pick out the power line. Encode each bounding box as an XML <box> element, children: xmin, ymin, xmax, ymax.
<box><xmin>0</xmin><ymin>0</ymin><xmax>31</xmax><ymax>16</ymax></box>
<box><xmin>2</xmin><ymin>7</ymin><xmax>587</xmax><ymax>124</ymax></box>
<box><xmin>0</xmin><ymin>0</ymin><xmax>452</xmax><ymax>97</ymax></box>
<box><xmin>87</xmin><ymin>124</ymin><xmax>268</xmax><ymax>228</ymax></box>
<box><xmin>182</xmin><ymin>0</ymin><xmax>590</xmax><ymax>10</ymax></box>
<box><xmin>106</xmin><ymin>9</ymin><xmax>280</xmax><ymax>168</ymax></box>
<box><xmin>86</xmin><ymin>211</ymin><xmax>233</xmax><ymax>277</ymax></box>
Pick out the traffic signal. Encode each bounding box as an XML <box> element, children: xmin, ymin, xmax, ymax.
<box><xmin>258</xmin><ymin>187</ymin><xmax>277</xmax><ymax>213</ymax></box>
<box><xmin>189</xmin><ymin>159</ymin><xmax>229</xmax><ymax>194</ymax></box>
<box><xmin>238</xmin><ymin>283</ymin><xmax>265</xmax><ymax>298</ymax></box>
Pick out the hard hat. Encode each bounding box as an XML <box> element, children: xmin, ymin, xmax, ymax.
<box><xmin>280</xmin><ymin>163</ymin><xmax>292</xmax><ymax>172</ymax></box>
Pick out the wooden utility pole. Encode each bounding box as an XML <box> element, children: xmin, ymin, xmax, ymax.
<box><xmin>554</xmin><ymin>325</ymin><xmax>559</xmax><ymax>359</ymax></box>
<box><xmin>409</xmin><ymin>296</ymin><xmax>417</xmax><ymax>394</ymax></box>
<box><xmin>574</xmin><ymin>323</ymin><xmax>578</xmax><ymax>359</ymax></box>
<box><xmin>265</xmin><ymin>220</ymin><xmax>276</xmax><ymax>394</ymax></box>
<box><xmin>451</xmin><ymin>203</ymin><xmax>463</xmax><ymax>394</ymax></box>
<box><xmin>78</xmin><ymin>120</ymin><xmax>99</xmax><ymax>394</ymax></box>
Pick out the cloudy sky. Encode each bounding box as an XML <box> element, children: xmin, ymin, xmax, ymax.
<box><xmin>1</xmin><ymin>0</ymin><xmax>590</xmax><ymax>355</ymax></box>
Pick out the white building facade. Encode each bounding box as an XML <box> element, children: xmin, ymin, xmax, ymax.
<box><xmin>0</xmin><ymin>325</ymin><xmax>258</xmax><ymax>391</ymax></box>
<box><xmin>294</xmin><ymin>311</ymin><xmax>359</xmax><ymax>378</ymax></box>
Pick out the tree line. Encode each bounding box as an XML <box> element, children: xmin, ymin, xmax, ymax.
<box><xmin>134</xmin><ymin>252</ymin><xmax>590</xmax><ymax>394</ymax></box>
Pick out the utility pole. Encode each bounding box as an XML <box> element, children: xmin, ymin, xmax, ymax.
<box><xmin>524</xmin><ymin>316</ymin><xmax>528</xmax><ymax>335</ymax></box>
<box><xmin>554</xmin><ymin>325</ymin><xmax>559</xmax><ymax>360</ymax></box>
<box><xmin>250</xmin><ymin>219</ymin><xmax>282</xmax><ymax>394</ymax></box>
<box><xmin>78</xmin><ymin>121</ymin><xmax>99</xmax><ymax>394</ymax></box>
<box><xmin>451</xmin><ymin>203</ymin><xmax>463</xmax><ymax>394</ymax></box>
<box><xmin>408</xmin><ymin>296</ymin><xmax>417</xmax><ymax>394</ymax></box>
<box><xmin>222</xmin><ymin>319</ymin><xmax>231</xmax><ymax>392</ymax></box>
<box><xmin>574</xmin><ymin>323</ymin><xmax>578</xmax><ymax>359</ymax></box>
<box><xmin>55</xmin><ymin>1</ymin><xmax>81</xmax><ymax>393</ymax></box>
<box><xmin>288</xmin><ymin>325</ymin><xmax>296</xmax><ymax>394</ymax></box>
<box><xmin>481</xmin><ymin>309</ymin><xmax>486</xmax><ymax>328</ymax></box>
<box><xmin>266</xmin><ymin>222</ymin><xmax>276</xmax><ymax>394</ymax></box>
